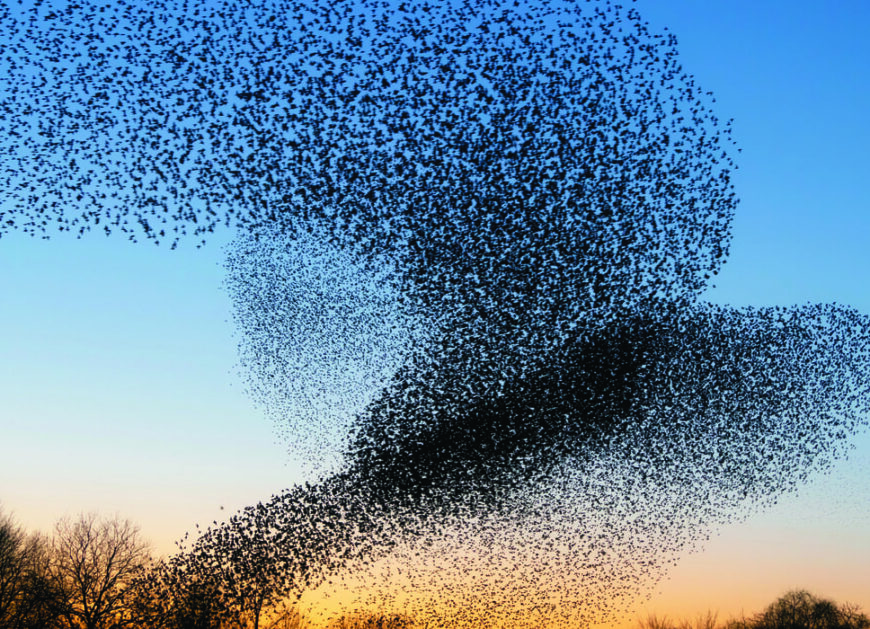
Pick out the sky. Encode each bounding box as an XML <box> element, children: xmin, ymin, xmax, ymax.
<box><xmin>630</xmin><ymin>0</ymin><xmax>870</xmax><ymax>624</ymax></box>
<box><xmin>1</xmin><ymin>0</ymin><xmax>869</xmax><ymax>626</ymax></box>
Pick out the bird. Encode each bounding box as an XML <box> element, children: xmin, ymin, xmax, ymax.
<box><xmin>2</xmin><ymin>0</ymin><xmax>869</xmax><ymax>627</ymax></box>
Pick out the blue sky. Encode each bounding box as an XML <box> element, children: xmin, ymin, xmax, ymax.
<box><xmin>633</xmin><ymin>0</ymin><xmax>870</xmax><ymax>621</ymax></box>
<box><xmin>1</xmin><ymin>0</ymin><xmax>869</xmax><ymax>624</ymax></box>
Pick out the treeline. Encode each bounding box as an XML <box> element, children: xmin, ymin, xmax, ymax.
<box><xmin>1</xmin><ymin>510</ymin><xmax>145</xmax><ymax>629</ymax></box>
<box><xmin>0</xmin><ymin>509</ymin><xmax>421</xmax><ymax>629</ymax></box>
<box><xmin>3</xmin><ymin>509</ymin><xmax>869</xmax><ymax>629</ymax></box>
<box><xmin>0</xmin><ymin>510</ymin><xmax>307</xmax><ymax>629</ymax></box>
<box><xmin>639</xmin><ymin>591</ymin><xmax>870</xmax><ymax>629</ymax></box>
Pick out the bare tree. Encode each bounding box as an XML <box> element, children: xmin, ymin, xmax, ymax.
<box><xmin>0</xmin><ymin>511</ymin><xmax>32</xmax><ymax>627</ymax></box>
<box><xmin>646</xmin><ymin>592</ymin><xmax>870</xmax><ymax>629</ymax></box>
<box><xmin>49</xmin><ymin>514</ymin><xmax>151</xmax><ymax>629</ymax></box>
<box><xmin>752</xmin><ymin>591</ymin><xmax>870</xmax><ymax>629</ymax></box>
<box><xmin>0</xmin><ymin>509</ymin><xmax>63</xmax><ymax>629</ymax></box>
<box><xmin>839</xmin><ymin>604</ymin><xmax>870</xmax><ymax>629</ymax></box>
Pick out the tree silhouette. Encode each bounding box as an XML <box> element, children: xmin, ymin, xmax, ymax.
<box><xmin>2</xmin><ymin>0</ymin><xmax>870</xmax><ymax>625</ymax></box>
<box><xmin>49</xmin><ymin>514</ymin><xmax>151</xmax><ymax>629</ymax></box>
<box><xmin>639</xmin><ymin>593</ymin><xmax>870</xmax><ymax>629</ymax></box>
<box><xmin>0</xmin><ymin>510</ymin><xmax>64</xmax><ymax>629</ymax></box>
<box><xmin>750</xmin><ymin>591</ymin><xmax>870</xmax><ymax>629</ymax></box>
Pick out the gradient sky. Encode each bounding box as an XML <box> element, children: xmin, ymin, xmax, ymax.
<box><xmin>1</xmin><ymin>0</ymin><xmax>869</xmax><ymax>626</ymax></box>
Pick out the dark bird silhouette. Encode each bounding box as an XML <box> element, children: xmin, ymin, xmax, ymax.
<box><xmin>2</xmin><ymin>0</ymin><xmax>869</xmax><ymax>626</ymax></box>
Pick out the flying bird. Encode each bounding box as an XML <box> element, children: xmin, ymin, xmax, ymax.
<box><xmin>2</xmin><ymin>0</ymin><xmax>869</xmax><ymax>626</ymax></box>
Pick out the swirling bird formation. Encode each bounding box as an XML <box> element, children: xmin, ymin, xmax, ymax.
<box><xmin>2</xmin><ymin>0</ymin><xmax>869</xmax><ymax>626</ymax></box>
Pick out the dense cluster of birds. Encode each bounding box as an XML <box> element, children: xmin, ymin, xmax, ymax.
<box><xmin>3</xmin><ymin>0</ymin><xmax>870</xmax><ymax>626</ymax></box>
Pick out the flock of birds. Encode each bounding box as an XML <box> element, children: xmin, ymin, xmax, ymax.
<box><xmin>3</xmin><ymin>0</ymin><xmax>870</xmax><ymax>626</ymax></box>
